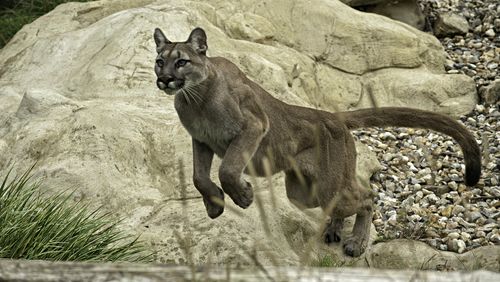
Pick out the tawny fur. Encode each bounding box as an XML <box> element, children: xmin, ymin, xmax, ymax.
<box><xmin>153</xmin><ymin>27</ymin><xmax>481</xmax><ymax>257</ymax></box>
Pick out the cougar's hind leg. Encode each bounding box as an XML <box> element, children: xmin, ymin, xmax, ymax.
<box><xmin>284</xmin><ymin>147</ymin><xmax>323</xmax><ymax>209</ymax></box>
<box><xmin>284</xmin><ymin>170</ymin><xmax>320</xmax><ymax>209</ymax></box>
<box><xmin>342</xmin><ymin>181</ymin><xmax>374</xmax><ymax>257</ymax></box>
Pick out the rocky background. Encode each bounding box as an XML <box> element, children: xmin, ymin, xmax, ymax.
<box><xmin>0</xmin><ymin>0</ymin><xmax>498</xmax><ymax>270</ymax></box>
<box><xmin>348</xmin><ymin>0</ymin><xmax>499</xmax><ymax>256</ymax></box>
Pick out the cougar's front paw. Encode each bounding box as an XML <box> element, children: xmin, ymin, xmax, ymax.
<box><xmin>203</xmin><ymin>188</ymin><xmax>225</xmax><ymax>219</ymax></box>
<box><xmin>343</xmin><ymin>236</ymin><xmax>366</xmax><ymax>257</ymax></box>
<box><xmin>222</xmin><ymin>180</ymin><xmax>253</xmax><ymax>209</ymax></box>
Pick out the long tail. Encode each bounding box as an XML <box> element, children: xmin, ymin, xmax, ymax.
<box><xmin>336</xmin><ymin>107</ymin><xmax>481</xmax><ymax>186</ymax></box>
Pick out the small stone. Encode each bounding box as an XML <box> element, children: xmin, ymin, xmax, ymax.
<box><xmin>452</xmin><ymin>205</ymin><xmax>465</xmax><ymax>216</ymax></box>
<box><xmin>415</xmin><ymin>191</ymin><xmax>424</xmax><ymax>202</ymax></box>
<box><xmin>490</xmin><ymin>233</ymin><xmax>500</xmax><ymax>244</ymax></box>
<box><xmin>460</xmin><ymin>232</ymin><xmax>471</xmax><ymax>242</ymax></box>
<box><xmin>424</xmin><ymin>194</ymin><xmax>439</xmax><ymax>204</ymax></box>
<box><xmin>449</xmin><ymin>174</ymin><xmax>461</xmax><ymax>182</ymax></box>
<box><xmin>448</xmin><ymin>181</ymin><xmax>458</xmax><ymax>190</ymax></box>
<box><xmin>379</xmin><ymin>132</ymin><xmax>396</xmax><ymax>141</ymax></box>
<box><xmin>472</xmin><ymin>42</ymin><xmax>483</xmax><ymax>48</ymax></box>
<box><xmin>472</xmin><ymin>238</ymin><xmax>486</xmax><ymax>245</ymax></box>
<box><xmin>465</xmin><ymin>211</ymin><xmax>482</xmax><ymax>222</ymax></box>
<box><xmin>407</xmin><ymin>162</ymin><xmax>418</xmax><ymax>172</ymax></box>
<box><xmin>409</xmin><ymin>177</ymin><xmax>421</xmax><ymax>185</ymax></box>
<box><xmin>383</xmin><ymin>153</ymin><xmax>396</xmax><ymax>162</ymax></box>
<box><xmin>388</xmin><ymin>214</ymin><xmax>398</xmax><ymax>226</ymax></box>
<box><xmin>447</xmin><ymin>232</ymin><xmax>460</xmax><ymax>240</ymax></box>
<box><xmin>475</xmin><ymin>104</ymin><xmax>485</xmax><ymax>113</ymax></box>
<box><xmin>385</xmin><ymin>181</ymin><xmax>396</xmax><ymax>192</ymax></box>
<box><xmin>456</xmin><ymin>218</ymin><xmax>476</xmax><ymax>228</ymax></box>
<box><xmin>484</xmin><ymin>29</ymin><xmax>496</xmax><ymax>37</ymax></box>
<box><xmin>426</xmin><ymin>229</ymin><xmax>440</xmax><ymax>238</ymax></box>
<box><xmin>455</xmin><ymin>239</ymin><xmax>467</xmax><ymax>254</ymax></box>
<box><xmin>408</xmin><ymin>214</ymin><xmax>422</xmax><ymax>222</ymax></box>
<box><xmin>445</xmin><ymin>221</ymin><xmax>459</xmax><ymax>229</ymax></box>
<box><xmin>479</xmin><ymin>223</ymin><xmax>497</xmax><ymax>232</ymax></box>
<box><xmin>487</xmin><ymin>62</ymin><xmax>499</xmax><ymax>70</ymax></box>
<box><xmin>441</xmin><ymin>205</ymin><xmax>453</xmax><ymax>217</ymax></box>
<box><xmin>412</xmin><ymin>183</ymin><xmax>422</xmax><ymax>191</ymax></box>
<box><xmin>475</xmin><ymin>230</ymin><xmax>486</xmax><ymax>238</ymax></box>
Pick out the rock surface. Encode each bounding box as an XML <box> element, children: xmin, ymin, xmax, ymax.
<box><xmin>0</xmin><ymin>0</ymin><xmax>489</xmax><ymax>268</ymax></box>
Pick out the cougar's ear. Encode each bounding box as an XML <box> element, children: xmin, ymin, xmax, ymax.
<box><xmin>187</xmin><ymin>27</ymin><xmax>207</xmax><ymax>55</ymax></box>
<box><xmin>154</xmin><ymin>28</ymin><xmax>171</xmax><ymax>53</ymax></box>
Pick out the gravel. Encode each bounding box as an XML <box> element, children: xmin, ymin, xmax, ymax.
<box><xmin>352</xmin><ymin>0</ymin><xmax>499</xmax><ymax>254</ymax></box>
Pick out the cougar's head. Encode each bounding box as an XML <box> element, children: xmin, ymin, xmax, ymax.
<box><xmin>153</xmin><ymin>27</ymin><xmax>209</xmax><ymax>97</ymax></box>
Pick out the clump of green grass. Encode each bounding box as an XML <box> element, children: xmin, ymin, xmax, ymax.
<box><xmin>311</xmin><ymin>254</ymin><xmax>342</xmax><ymax>268</ymax></box>
<box><xmin>0</xmin><ymin>166</ymin><xmax>153</xmax><ymax>262</ymax></box>
<box><xmin>0</xmin><ymin>0</ymin><xmax>92</xmax><ymax>48</ymax></box>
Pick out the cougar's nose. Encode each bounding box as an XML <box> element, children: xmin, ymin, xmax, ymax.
<box><xmin>157</xmin><ymin>76</ymin><xmax>174</xmax><ymax>90</ymax></box>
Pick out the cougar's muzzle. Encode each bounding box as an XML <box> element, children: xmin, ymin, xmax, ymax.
<box><xmin>156</xmin><ymin>77</ymin><xmax>185</xmax><ymax>94</ymax></box>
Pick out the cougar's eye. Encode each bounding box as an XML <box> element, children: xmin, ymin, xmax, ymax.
<box><xmin>175</xmin><ymin>59</ymin><xmax>189</xmax><ymax>68</ymax></box>
<box><xmin>156</xmin><ymin>59</ymin><xmax>164</xmax><ymax>67</ymax></box>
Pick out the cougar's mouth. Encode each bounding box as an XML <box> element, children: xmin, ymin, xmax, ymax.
<box><xmin>156</xmin><ymin>78</ymin><xmax>185</xmax><ymax>95</ymax></box>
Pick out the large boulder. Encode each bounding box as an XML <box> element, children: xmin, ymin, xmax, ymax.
<box><xmin>0</xmin><ymin>0</ymin><xmax>480</xmax><ymax>266</ymax></box>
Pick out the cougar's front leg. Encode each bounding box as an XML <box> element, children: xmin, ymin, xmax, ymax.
<box><xmin>218</xmin><ymin>117</ymin><xmax>267</xmax><ymax>209</ymax></box>
<box><xmin>192</xmin><ymin>139</ymin><xmax>225</xmax><ymax>219</ymax></box>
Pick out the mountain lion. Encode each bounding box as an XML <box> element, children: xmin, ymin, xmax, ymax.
<box><xmin>153</xmin><ymin>27</ymin><xmax>481</xmax><ymax>257</ymax></box>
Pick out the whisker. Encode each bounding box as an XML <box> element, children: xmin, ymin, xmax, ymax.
<box><xmin>182</xmin><ymin>89</ymin><xmax>191</xmax><ymax>105</ymax></box>
<box><xmin>185</xmin><ymin>83</ymin><xmax>203</xmax><ymax>105</ymax></box>
<box><xmin>184</xmin><ymin>86</ymin><xmax>200</xmax><ymax>106</ymax></box>
<box><xmin>190</xmin><ymin>89</ymin><xmax>203</xmax><ymax>105</ymax></box>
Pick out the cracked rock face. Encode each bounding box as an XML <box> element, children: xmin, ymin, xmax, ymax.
<box><xmin>0</xmin><ymin>0</ymin><xmax>481</xmax><ymax>267</ymax></box>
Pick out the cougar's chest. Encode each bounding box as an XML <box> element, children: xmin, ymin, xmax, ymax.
<box><xmin>175</xmin><ymin>101</ymin><xmax>241</xmax><ymax>156</ymax></box>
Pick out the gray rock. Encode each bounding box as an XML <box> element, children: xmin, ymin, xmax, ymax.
<box><xmin>480</xmin><ymin>80</ymin><xmax>500</xmax><ymax>104</ymax></box>
<box><xmin>434</xmin><ymin>13</ymin><xmax>470</xmax><ymax>37</ymax></box>
<box><xmin>368</xmin><ymin>239</ymin><xmax>500</xmax><ymax>271</ymax></box>
<box><xmin>465</xmin><ymin>211</ymin><xmax>483</xmax><ymax>223</ymax></box>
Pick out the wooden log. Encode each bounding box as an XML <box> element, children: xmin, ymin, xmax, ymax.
<box><xmin>0</xmin><ymin>259</ymin><xmax>498</xmax><ymax>281</ymax></box>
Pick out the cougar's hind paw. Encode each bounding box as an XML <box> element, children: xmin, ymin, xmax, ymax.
<box><xmin>323</xmin><ymin>228</ymin><xmax>342</xmax><ymax>244</ymax></box>
<box><xmin>343</xmin><ymin>236</ymin><xmax>366</xmax><ymax>257</ymax></box>
<box><xmin>323</xmin><ymin>218</ymin><xmax>344</xmax><ymax>244</ymax></box>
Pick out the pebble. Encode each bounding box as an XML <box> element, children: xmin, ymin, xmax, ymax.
<box><xmin>465</xmin><ymin>211</ymin><xmax>483</xmax><ymax>222</ymax></box>
<box><xmin>447</xmin><ymin>232</ymin><xmax>460</xmax><ymax>240</ymax></box>
<box><xmin>452</xmin><ymin>205</ymin><xmax>465</xmax><ymax>216</ymax></box>
<box><xmin>448</xmin><ymin>239</ymin><xmax>467</xmax><ymax>254</ymax></box>
<box><xmin>484</xmin><ymin>29</ymin><xmax>495</xmax><ymax>37</ymax></box>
